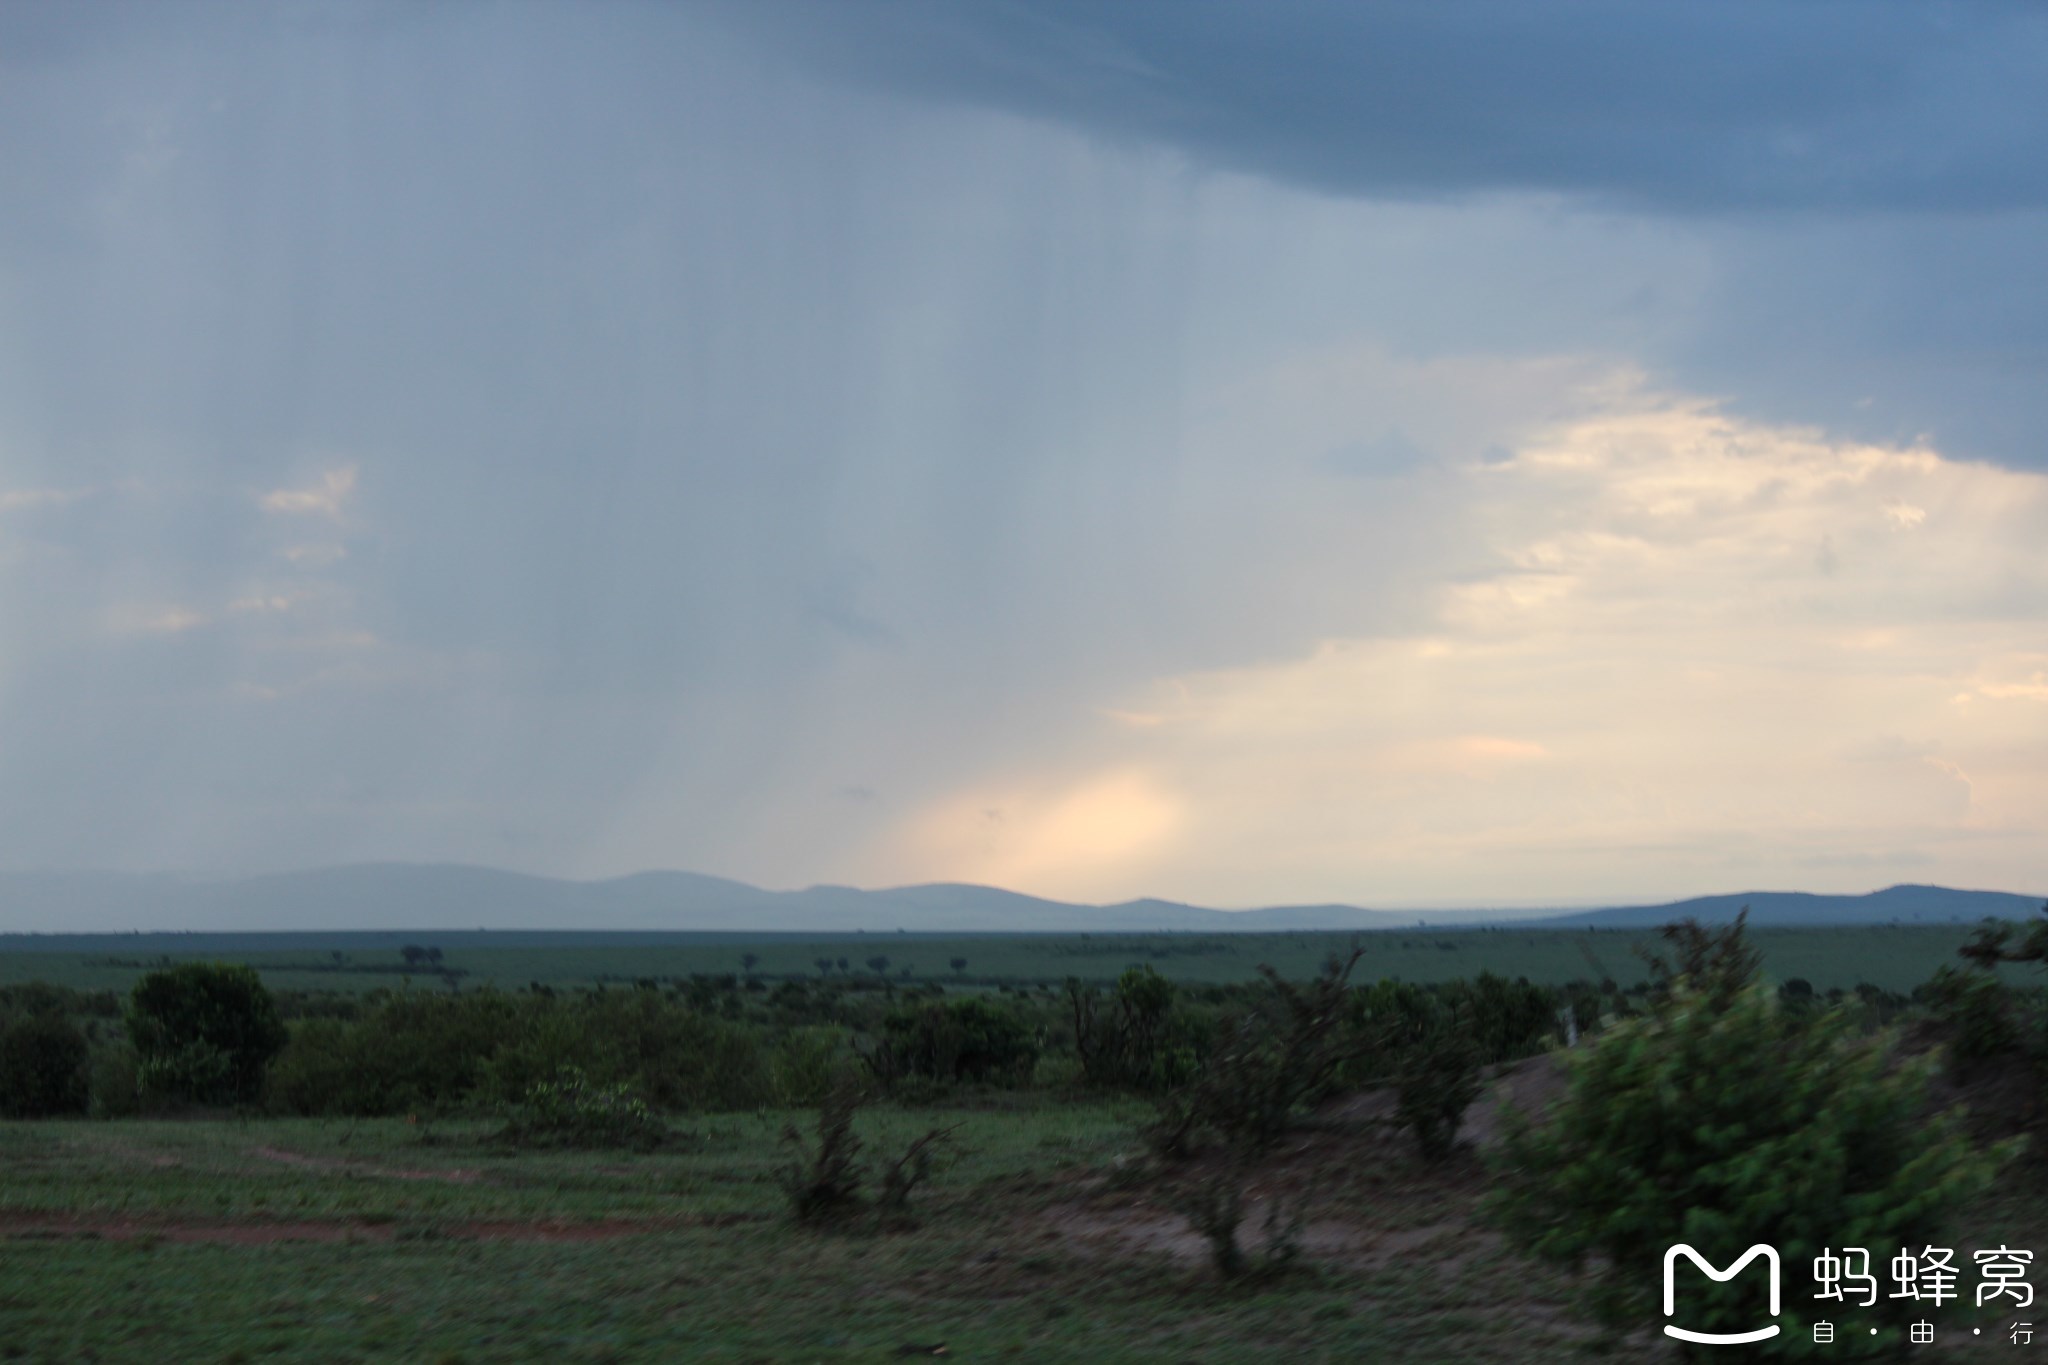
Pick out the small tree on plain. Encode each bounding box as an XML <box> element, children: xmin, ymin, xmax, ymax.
<box><xmin>125</xmin><ymin>962</ymin><xmax>287</xmax><ymax>1106</ymax></box>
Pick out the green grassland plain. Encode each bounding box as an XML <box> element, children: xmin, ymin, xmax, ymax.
<box><xmin>0</xmin><ymin>923</ymin><xmax>2016</xmax><ymax>996</ymax></box>
<box><xmin>3</xmin><ymin>924</ymin><xmax>2042</xmax><ymax>1361</ymax></box>
<box><xmin>4</xmin><ymin>1096</ymin><xmax>2041</xmax><ymax>1361</ymax></box>
<box><xmin>0</xmin><ymin>1103</ymin><xmax>1585</xmax><ymax>1364</ymax></box>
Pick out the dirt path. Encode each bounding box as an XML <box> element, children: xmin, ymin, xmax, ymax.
<box><xmin>0</xmin><ymin>1210</ymin><xmax>766</xmax><ymax>1245</ymax></box>
<box><xmin>249</xmin><ymin>1144</ymin><xmax>486</xmax><ymax>1184</ymax></box>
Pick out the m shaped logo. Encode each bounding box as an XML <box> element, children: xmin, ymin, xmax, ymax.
<box><xmin>1663</xmin><ymin>1244</ymin><xmax>1783</xmax><ymax>1345</ymax></box>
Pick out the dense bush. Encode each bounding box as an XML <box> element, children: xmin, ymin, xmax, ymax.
<box><xmin>0</xmin><ymin>1011</ymin><xmax>89</xmax><ymax>1117</ymax></box>
<box><xmin>1489</xmin><ymin>923</ymin><xmax>2008</xmax><ymax>1358</ymax></box>
<box><xmin>267</xmin><ymin>984</ymin><xmax>781</xmax><ymax>1117</ymax></box>
<box><xmin>126</xmin><ymin>963</ymin><xmax>287</xmax><ymax>1106</ymax></box>
<box><xmin>1919</xmin><ymin>965</ymin><xmax>2024</xmax><ymax>1076</ymax></box>
<box><xmin>268</xmin><ymin>989</ymin><xmax>523</xmax><ymax>1116</ymax></box>
<box><xmin>1442</xmin><ymin>971</ymin><xmax>1560</xmax><ymax>1065</ymax></box>
<box><xmin>868</xmin><ymin>997</ymin><xmax>1038</xmax><ymax>1088</ymax></box>
<box><xmin>477</xmin><ymin>988</ymin><xmax>770</xmax><ymax>1111</ymax></box>
<box><xmin>770</xmin><ymin>1025</ymin><xmax>853</xmax><ymax>1106</ymax></box>
<box><xmin>0</xmin><ymin>983</ymin><xmax>119</xmax><ymax>1021</ymax></box>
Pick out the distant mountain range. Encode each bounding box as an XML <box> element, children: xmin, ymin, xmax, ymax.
<box><xmin>0</xmin><ymin>865</ymin><xmax>2038</xmax><ymax>936</ymax></box>
<box><xmin>1538</xmin><ymin>884</ymin><xmax>2042</xmax><ymax>928</ymax></box>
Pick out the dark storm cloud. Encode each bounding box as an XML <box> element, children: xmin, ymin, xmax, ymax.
<box><xmin>718</xmin><ymin>0</ymin><xmax>2048</xmax><ymax>214</ymax></box>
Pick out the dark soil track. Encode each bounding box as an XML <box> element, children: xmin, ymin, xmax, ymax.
<box><xmin>0</xmin><ymin>1210</ymin><xmax>766</xmax><ymax>1245</ymax></box>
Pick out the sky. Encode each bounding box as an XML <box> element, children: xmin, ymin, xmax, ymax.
<box><xmin>0</xmin><ymin>0</ymin><xmax>2044</xmax><ymax>909</ymax></box>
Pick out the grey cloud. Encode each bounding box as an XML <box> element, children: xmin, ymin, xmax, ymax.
<box><xmin>1316</xmin><ymin>431</ymin><xmax>1432</xmax><ymax>479</ymax></box>
<box><xmin>715</xmin><ymin>0</ymin><xmax>2048</xmax><ymax>215</ymax></box>
<box><xmin>706</xmin><ymin>1</ymin><xmax>2048</xmax><ymax>473</ymax></box>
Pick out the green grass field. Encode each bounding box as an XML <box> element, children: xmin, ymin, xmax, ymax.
<box><xmin>0</xmin><ymin>923</ymin><xmax>2014</xmax><ymax>997</ymax></box>
<box><xmin>3</xmin><ymin>1090</ymin><xmax>2040</xmax><ymax>1362</ymax></box>
<box><xmin>0</xmin><ymin>1100</ymin><xmax>1567</xmax><ymax>1364</ymax></box>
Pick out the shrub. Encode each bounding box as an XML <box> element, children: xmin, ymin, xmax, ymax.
<box><xmin>1392</xmin><ymin>1030</ymin><xmax>1484</xmax><ymax>1163</ymax></box>
<box><xmin>1149</xmin><ymin>950</ymin><xmax>1364</xmax><ymax>1160</ymax></box>
<box><xmin>777</xmin><ymin>1079</ymin><xmax>955</xmax><ymax>1228</ymax></box>
<box><xmin>778</xmin><ymin>1078</ymin><xmax>869</xmax><ymax>1224</ymax></box>
<box><xmin>126</xmin><ymin>963</ymin><xmax>286</xmax><ymax>1106</ymax></box>
<box><xmin>1488</xmin><ymin>975</ymin><xmax>2009</xmax><ymax>1357</ymax></box>
<box><xmin>497</xmin><ymin>1066</ymin><xmax>671</xmax><ymax>1151</ymax></box>
<box><xmin>0</xmin><ymin>1011</ymin><xmax>89</xmax><ymax>1117</ymax></box>
<box><xmin>1178</xmin><ymin>1170</ymin><xmax>1248</xmax><ymax>1278</ymax></box>
<box><xmin>1171</xmin><ymin>1165</ymin><xmax>1311</xmax><ymax>1282</ymax></box>
<box><xmin>876</xmin><ymin>1125</ymin><xmax>955</xmax><ymax>1227</ymax></box>
<box><xmin>869</xmin><ymin>998</ymin><xmax>1038</xmax><ymax>1088</ymax></box>
<box><xmin>1068</xmin><ymin>966</ymin><xmax>1202</xmax><ymax>1092</ymax></box>
<box><xmin>1342</xmin><ymin>978</ymin><xmax>1485</xmax><ymax>1161</ymax></box>
<box><xmin>1639</xmin><ymin>910</ymin><xmax>1763</xmax><ymax>1006</ymax></box>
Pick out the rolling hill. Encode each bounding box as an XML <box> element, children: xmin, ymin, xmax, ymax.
<box><xmin>0</xmin><ymin>865</ymin><xmax>2037</xmax><ymax>935</ymax></box>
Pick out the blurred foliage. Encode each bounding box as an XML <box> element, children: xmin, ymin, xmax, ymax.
<box><xmin>1488</xmin><ymin>919</ymin><xmax>2013</xmax><ymax>1359</ymax></box>
<box><xmin>496</xmin><ymin>1064</ymin><xmax>672</xmax><ymax>1151</ymax></box>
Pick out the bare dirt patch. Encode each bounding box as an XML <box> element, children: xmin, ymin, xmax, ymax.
<box><xmin>250</xmin><ymin>1144</ymin><xmax>486</xmax><ymax>1184</ymax></box>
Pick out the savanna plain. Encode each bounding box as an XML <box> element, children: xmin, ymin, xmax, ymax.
<box><xmin>2</xmin><ymin>922</ymin><xmax>2044</xmax><ymax>1363</ymax></box>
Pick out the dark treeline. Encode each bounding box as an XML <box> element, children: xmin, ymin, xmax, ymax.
<box><xmin>0</xmin><ymin>940</ymin><xmax>1960</xmax><ymax>1131</ymax></box>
